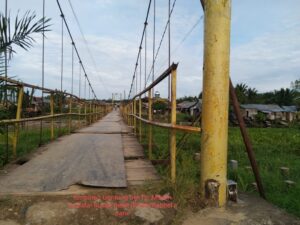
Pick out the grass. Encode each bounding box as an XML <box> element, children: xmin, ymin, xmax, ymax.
<box><xmin>137</xmin><ymin>121</ymin><xmax>300</xmax><ymax>217</ymax></box>
<box><xmin>0</xmin><ymin>118</ymin><xmax>87</xmax><ymax>166</ymax></box>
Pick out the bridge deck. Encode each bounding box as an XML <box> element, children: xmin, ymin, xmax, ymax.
<box><xmin>0</xmin><ymin>110</ymin><xmax>159</xmax><ymax>193</ymax></box>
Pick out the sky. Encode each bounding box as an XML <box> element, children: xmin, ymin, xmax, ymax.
<box><xmin>1</xmin><ymin>0</ymin><xmax>300</xmax><ymax>99</ymax></box>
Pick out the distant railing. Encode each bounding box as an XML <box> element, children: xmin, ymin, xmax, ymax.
<box><xmin>0</xmin><ymin>76</ymin><xmax>112</xmax><ymax>162</ymax></box>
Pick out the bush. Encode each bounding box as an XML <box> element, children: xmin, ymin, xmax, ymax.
<box><xmin>255</xmin><ymin>112</ymin><xmax>267</xmax><ymax>123</ymax></box>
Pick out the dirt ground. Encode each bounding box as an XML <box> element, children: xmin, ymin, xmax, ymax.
<box><xmin>0</xmin><ymin>185</ymin><xmax>299</xmax><ymax>225</ymax></box>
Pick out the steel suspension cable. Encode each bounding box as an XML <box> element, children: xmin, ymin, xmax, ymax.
<box><xmin>145</xmin><ymin>22</ymin><xmax>147</xmax><ymax>90</ymax></box>
<box><xmin>4</xmin><ymin>0</ymin><xmax>8</xmax><ymax>163</ymax></box>
<box><xmin>71</xmin><ymin>44</ymin><xmax>74</xmax><ymax>95</ymax></box>
<box><xmin>84</xmin><ymin>76</ymin><xmax>87</xmax><ymax>99</ymax></box>
<box><xmin>39</xmin><ymin>0</ymin><xmax>46</xmax><ymax>146</ymax></box>
<box><xmin>56</xmin><ymin>0</ymin><xmax>98</xmax><ymax>100</ymax></box>
<box><xmin>4</xmin><ymin>0</ymin><xmax>8</xmax><ymax>104</ymax></box>
<box><xmin>155</xmin><ymin>16</ymin><xmax>203</xmax><ymax>73</ymax></box>
<box><xmin>60</xmin><ymin>14</ymin><xmax>64</xmax><ymax>93</ymax></box>
<box><xmin>128</xmin><ymin>0</ymin><xmax>152</xmax><ymax>98</ymax></box>
<box><xmin>136</xmin><ymin>63</ymin><xmax>138</xmax><ymax>96</ymax></box>
<box><xmin>42</xmin><ymin>0</ymin><xmax>45</xmax><ymax>91</ymax></box>
<box><xmin>167</xmin><ymin>0</ymin><xmax>171</xmax><ymax>154</ymax></box>
<box><xmin>67</xmin><ymin>0</ymin><xmax>110</xmax><ymax>93</ymax></box>
<box><xmin>140</xmin><ymin>51</ymin><xmax>142</xmax><ymax>93</ymax></box>
<box><xmin>145</xmin><ymin>0</ymin><xmax>177</xmax><ymax>85</ymax></box>
<box><xmin>152</xmin><ymin>0</ymin><xmax>156</xmax><ymax>89</ymax></box>
<box><xmin>79</xmin><ymin>61</ymin><xmax>81</xmax><ymax>98</ymax></box>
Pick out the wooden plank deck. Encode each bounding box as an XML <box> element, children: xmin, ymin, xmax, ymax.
<box><xmin>122</xmin><ymin>130</ymin><xmax>160</xmax><ymax>185</ymax></box>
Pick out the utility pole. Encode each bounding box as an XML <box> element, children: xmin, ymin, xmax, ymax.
<box><xmin>200</xmin><ymin>0</ymin><xmax>231</xmax><ymax>207</ymax></box>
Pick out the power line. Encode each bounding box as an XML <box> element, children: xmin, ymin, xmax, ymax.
<box><xmin>67</xmin><ymin>0</ymin><xmax>110</xmax><ymax>94</ymax></box>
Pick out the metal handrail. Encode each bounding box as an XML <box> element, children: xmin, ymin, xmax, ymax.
<box><xmin>0</xmin><ymin>76</ymin><xmax>94</xmax><ymax>103</ymax></box>
<box><xmin>130</xmin><ymin>114</ymin><xmax>201</xmax><ymax>133</ymax></box>
<box><xmin>132</xmin><ymin>63</ymin><xmax>178</xmax><ymax>99</ymax></box>
<box><xmin>0</xmin><ymin>112</ymin><xmax>104</xmax><ymax>125</ymax></box>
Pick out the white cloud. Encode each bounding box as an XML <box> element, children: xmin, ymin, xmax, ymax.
<box><xmin>231</xmin><ymin>22</ymin><xmax>300</xmax><ymax>92</ymax></box>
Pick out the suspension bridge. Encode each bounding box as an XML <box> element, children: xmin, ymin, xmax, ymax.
<box><xmin>1</xmin><ymin>2</ymin><xmax>299</xmax><ymax>222</ymax></box>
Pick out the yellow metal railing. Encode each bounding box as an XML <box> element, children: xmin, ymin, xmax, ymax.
<box><xmin>120</xmin><ymin>63</ymin><xmax>201</xmax><ymax>183</ymax></box>
<box><xmin>0</xmin><ymin>76</ymin><xmax>112</xmax><ymax>160</ymax></box>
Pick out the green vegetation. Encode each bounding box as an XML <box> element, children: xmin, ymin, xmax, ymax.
<box><xmin>234</xmin><ymin>82</ymin><xmax>300</xmax><ymax>106</ymax></box>
<box><xmin>152</xmin><ymin>99</ymin><xmax>168</xmax><ymax>112</ymax></box>
<box><xmin>176</xmin><ymin>112</ymin><xmax>193</xmax><ymax>123</ymax></box>
<box><xmin>0</xmin><ymin>11</ymin><xmax>51</xmax><ymax>57</ymax></box>
<box><xmin>138</xmin><ymin>124</ymin><xmax>300</xmax><ymax>217</ymax></box>
<box><xmin>0</xmin><ymin>118</ymin><xmax>86</xmax><ymax>166</ymax></box>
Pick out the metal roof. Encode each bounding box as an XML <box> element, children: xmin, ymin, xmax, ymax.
<box><xmin>240</xmin><ymin>104</ymin><xmax>284</xmax><ymax>113</ymax></box>
<box><xmin>281</xmin><ymin>106</ymin><xmax>298</xmax><ymax>112</ymax></box>
<box><xmin>177</xmin><ymin>101</ymin><xmax>197</xmax><ymax>109</ymax></box>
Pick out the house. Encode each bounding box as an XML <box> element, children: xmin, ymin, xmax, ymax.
<box><xmin>177</xmin><ymin>101</ymin><xmax>197</xmax><ymax>114</ymax></box>
<box><xmin>281</xmin><ymin>106</ymin><xmax>298</xmax><ymax>122</ymax></box>
<box><xmin>177</xmin><ymin>99</ymin><xmax>202</xmax><ymax>116</ymax></box>
<box><xmin>192</xmin><ymin>99</ymin><xmax>202</xmax><ymax>117</ymax></box>
<box><xmin>241</xmin><ymin>104</ymin><xmax>298</xmax><ymax>121</ymax></box>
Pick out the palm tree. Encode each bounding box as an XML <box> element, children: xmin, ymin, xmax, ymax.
<box><xmin>274</xmin><ymin>88</ymin><xmax>296</xmax><ymax>106</ymax></box>
<box><xmin>246</xmin><ymin>87</ymin><xmax>258</xmax><ymax>103</ymax></box>
<box><xmin>0</xmin><ymin>11</ymin><xmax>51</xmax><ymax>74</ymax></box>
<box><xmin>235</xmin><ymin>83</ymin><xmax>248</xmax><ymax>104</ymax></box>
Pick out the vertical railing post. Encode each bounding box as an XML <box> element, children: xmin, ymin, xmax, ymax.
<box><xmin>200</xmin><ymin>0</ymin><xmax>231</xmax><ymax>206</ymax></box>
<box><xmin>99</xmin><ymin>105</ymin><xmax>101</xmax><ymax>120</ymax></box>
<box><xmin>68</xmin><ymin>96</ymin><xmax>72</xmax><ymax>133</ymax></box>
<box><xmin>130</xmin><ymin>102</ymin><xmax>132</xmax><ymax>127</ymax></box>
<box><xmin>127</xmin><ymin>104</ymin><xmax>129</xmax><ymax>125</ymax></box>
<box><xmin>50</xmin><ymin>93</ymin><xmax>54</xmax><ymax>140</ymax></box>
<box><xmin>148</xmin><ymin>89</ymin><xmax>153</xmax><ymax>159</ymax></box>
<box><xmin>95</xmin><ymin>105</ymin><xmax>97</xmax><ymax>121</ymax></box>
<box><xmin>131</xmin><ymin>102</ymin><xmax>133</xmax><ymax>127</ymax></box>
<box><xmin>134</xmin><ymin>99</ymin><xmax>137</xmax><ymax>135</ymax></box>
<box><xmin>12</xmin><ymin>86</ymin><xmax>24</xmax><ymax>158</ymax></box>
<box><xmin>78</xmin><ymin>103</ymin><xmax>81</xmax><ymax>128</ymax></box>
<box><xmin>89</xmin><ymin>101</ymin><xmax>92</xmax><ymax>124</ymax></box>
<box><xmin>92</xmin><ymin>103</ymin><xmax>94</xmax><ymax>123</ymax></box>
<box><xmin>139</xmin><ymin>96</ymin><xmax>142</xmax><ymax>142</ymax></box>
<box><xmin>170</xmin><ymin>68</ymin><xmax>177</xmax><ymax>183</ymax></box>
<box><xmin>95</xmin><ymin>104</ymin><xmax>97</xmax><ymax>121</ymax></box>
<box><xmin>97</xmin><ymin>105</ymin><xmax>99</xmax><ymax>120</ymax></box>
<box><xmin>84</xmin><ymin>103</ymin><xmax>87</xmax><ymax>125</ymax></box>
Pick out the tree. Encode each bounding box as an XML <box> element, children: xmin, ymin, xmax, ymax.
<box><xmin>153</xmin><ymin>99</ymin><xmax>168</xmax><ymax>112</ymax></box>
<box><xmin>273</xmin><ymin>88</ymin><xmax>296</xmax><ymax>106</ymax></box>
<box><xmin>246</xmin><ymin>87</ymin><xmax>258</xmax><ymax>103</ymax></box>
<box><xmin>291</xmin><ymin>79</ymin><xmax>300</xmax><ymax>92</ymax></box>
<box><xmin>235</xmin><ymin>83</ymin><xmax>248</xmax><ymax>104</ymax></box>
<box><xmin>177</xmin><ymin>96</ymin><xmax>197</xmax><ymax>103</ymax></box>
